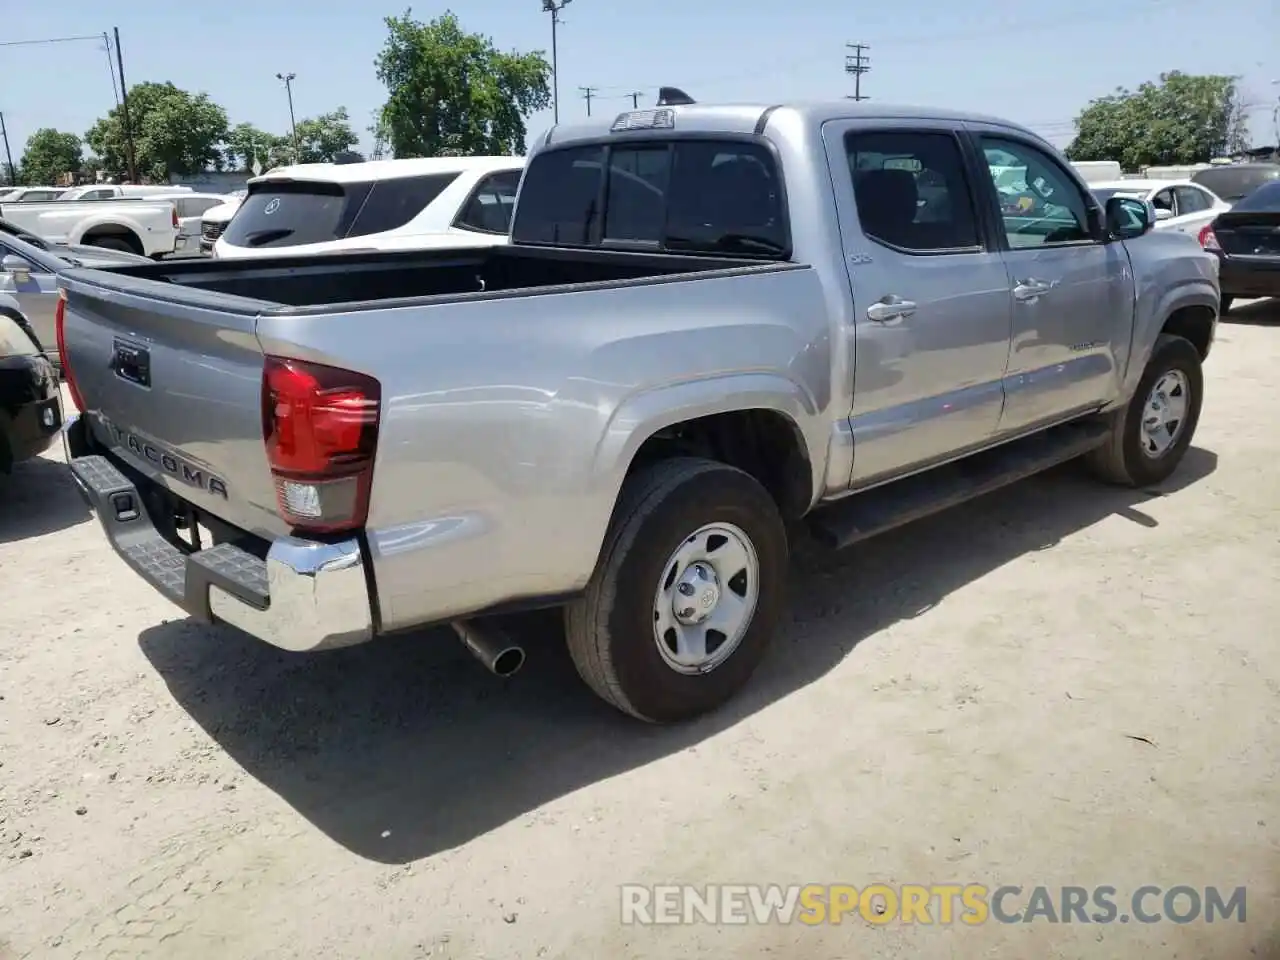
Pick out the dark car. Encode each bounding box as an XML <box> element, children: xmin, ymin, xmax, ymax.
<box><xmin>1199</xmin><ymin>180</ymin><xmax>1280</xmax><ymax>314</ymax></box>
<box><xmin>1191</xmin><ymin>163</ymin><xmax>1280</xmax><ymax>205</ymax></box>
<box><xmin>0</xmin><ymin>303</ymin><xmax>62</xmax><ymax>473</ymax></box>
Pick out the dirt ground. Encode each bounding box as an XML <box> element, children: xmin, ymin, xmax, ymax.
<box><xmin>1</xmin><ymin>302</ymin><xmax>1278</xmax><ymax>960</ymax></box>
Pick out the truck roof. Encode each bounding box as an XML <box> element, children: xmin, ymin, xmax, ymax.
<box><xmin>541</xmin><ymin>100</ymin><xmax>1039</xmax><ymax>147</ymax></box>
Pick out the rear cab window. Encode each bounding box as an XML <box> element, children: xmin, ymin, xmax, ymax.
<box><xmin>223</xmin><ymin>173</ymin><xmax>460</xmax><ymax>249</ymax></box>
<box><xmin>511</xmin><ymin>138</ymin><xmax>790</xmax><ymax>258</ymax></box>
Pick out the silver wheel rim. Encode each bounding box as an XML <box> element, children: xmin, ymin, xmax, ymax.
<box><xmin>1139</xmin><ymin>370</ymin><xmax>1190</xmax><ymax>459</ymax></box>
<box><xmin>652</xmin><ymin>522</ymin><xmax>760</xmax><ymax>675</ymax></box>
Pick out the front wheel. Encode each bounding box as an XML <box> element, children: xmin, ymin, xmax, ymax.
<box><xmin>565</xmin><ymin>457</ymin><xmax>789</xmax><ymax>723</ymax></box>
<box><xmin>1084</xmin><ymin>333</ymin><xmax>1203</xmax><ymax>487</ymax></box>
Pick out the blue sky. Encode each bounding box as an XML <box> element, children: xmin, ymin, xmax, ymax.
<box><xmin>3</xmin><ymin>0</ymin><xmax>1277</xmax><ymax>164</ymax></box>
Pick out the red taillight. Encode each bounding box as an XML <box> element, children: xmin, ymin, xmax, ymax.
<box><xmin>1199</xmin><ymin>224</ymin><xmax>1221</xmax><ymax>251</ymax></box>
<box><xmin>262</xmin><ymin>356</ymin><xmax>381</xmax><ymax>533</ymax></box>
<box><xmin>54</xmin><ymin>291</ymin><xmax>86</xmax><ymax>411</ymax></box>
<box><xmin>171</xmin><ymin>204</ymin><xmax>179</xmax><ymax>230</ymax></box>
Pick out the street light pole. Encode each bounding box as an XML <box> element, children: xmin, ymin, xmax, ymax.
<box><xmin>541</xmin><ymin>0</ymin><xmax>573</xmax><ymax>124</ymax></box>
<box><xmin>276</xmin><ymin>72</ymin><xmax>299</xmax><ymax>162</ymax></box>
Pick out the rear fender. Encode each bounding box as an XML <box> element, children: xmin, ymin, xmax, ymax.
<box><xmin>590</xmin><ymin>371</ymin><xmax>824</xmax><ymax>510</ymax></box>
<box><xmin>67</xmin><ymin>211</ymin><xmax>163</xmax><ymax>247</ymax></box>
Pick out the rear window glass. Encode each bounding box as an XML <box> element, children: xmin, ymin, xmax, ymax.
<box><xmin>1230</xmin><ymin>180</ymin><xmax>1280</xmax><ymax>212</ymax></box>
<box><xmin>511</xmin><ymin>139</ymin><xmax>789</xmax><ymax>258</ymax></box>
<box><xmin>511</xmin><ymin>146</ymin><xmax>606</xmax><ymax>245</ymax></box>
<box><xmin>222</xmin><ymin>173</ymin><xmax>459</xmax><ymax>248</ymax></box>
<box><xmin>1192</xmin><ymin>166</ymin><xmax>1280</xmax><ymax>203</ymax></box>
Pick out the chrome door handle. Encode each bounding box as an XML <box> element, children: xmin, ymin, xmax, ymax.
<box><xmin>1012</xmin><ymin>279</ymin><xmax>1053</xmax><ymax>301</ymax></box>
<box><xmin>866</xmin><ymin>297</ymin><xmax>917</xmax><ymax>323</ymax></box>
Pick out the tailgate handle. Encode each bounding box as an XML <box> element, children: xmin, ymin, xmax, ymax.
<box><xmin>112</xmin><ymin>339</ymin><xmax>151</xmax><ymax>388</ymax></box>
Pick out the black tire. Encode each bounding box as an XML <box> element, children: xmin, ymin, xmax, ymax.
<box><xmin>84</xmin><ymin>236</ymin><xmax>137</xmax><ymax>254</ymax></box>
<box><xmin>564</xmin><ymin>457</ymin><xmax>789</xmax><ymax>723</ymax></box>
<box><xmin>1220</xmin><ymin>295</ymin><xmax>1234</xmax><ymax>316</ymax></box>
<box><xmin>1085</xmin><ymin>333</ymin><xmax>1203</xmax><ymax>487</ymax></box>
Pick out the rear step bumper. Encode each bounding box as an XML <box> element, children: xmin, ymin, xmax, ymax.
<box><xmin>63</xmin><ymin>413</ymin><xmax>373</xmax><ymax>652</ymax></box>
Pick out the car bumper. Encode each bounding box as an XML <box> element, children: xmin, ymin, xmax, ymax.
<box><xmin>1218</xmin><ymin>255</ymin><xmax>1280</xmax><ymax>299</ymax></box>
<box><xmin>0</xmin><ymin>354</ymin><xmax>61</xmax><ymax>470</ymax></box>
<box><xmin>63</xmin><ymin>412</ymin><xmax>374</xmax><ymax>652</ymax></box>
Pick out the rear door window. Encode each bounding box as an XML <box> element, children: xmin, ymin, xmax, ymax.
<box><xmin>511</xmin><ymin>140</ymin><xmax>788</xmax><ymax>257</ymax></box>
<box><xmin>847</xmin><ymin>130</ymin><xmax>981</xmax><ymax>252</ymax></box>
<box><xmin>1173</xmin><ymin>186</ymin><xmax>1212</xmax><ymax>215</ymax></box>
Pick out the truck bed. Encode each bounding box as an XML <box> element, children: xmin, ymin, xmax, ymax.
<box><xmin>84</xmin><ymin>243</ymin><xmax>780</xmax><ymax>311</ymax></box>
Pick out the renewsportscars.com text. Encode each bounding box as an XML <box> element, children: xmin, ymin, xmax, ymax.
<box><xmin>620</xmin><ymin>884</ymin><xmax>1247</xmax><ymax>926</ymax></box>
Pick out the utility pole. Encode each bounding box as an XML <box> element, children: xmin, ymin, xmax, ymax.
<box><xmin>541</xmin><ymin>0</ymin><xmax>573</xmax><ymax>124</ymax></box>
<box><xmin>628</xmin><ymin>91</ymin><xmax>643</xmax><ymax>108</ymax></box>
<box><xmin>0</xmin><ymin>113</ymin><xmax>15</xmax><ymax>186</ymax></box>
<box><xmin>276</xmin><ymin>72</ymin><xmax>299</xmax><ymax>162</ymax></box>
<box><xmin>845</xmin><ymin>42</ymin><xmax>870</xmax><ymax>101</ymax></box>
<box><xmin>579</xmin><ymin>86</ymin><xmax>598</xmax><ymax>117</ymax></box>
<box><xmin>113</xmin><ymin>27</ymin><xmax>138</xmax><ymax>183</ymax></box>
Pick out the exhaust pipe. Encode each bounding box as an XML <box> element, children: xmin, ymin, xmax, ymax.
<box><xmin>452</xmin><ymin>619</ymin><xmax>526</xmax><ymax>678</ymax></box>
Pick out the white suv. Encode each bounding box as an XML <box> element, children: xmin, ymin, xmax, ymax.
<box><xmin>212</xmin><ymin>156</ymin><xmax>525</xmax><ymax>260</ymax></box>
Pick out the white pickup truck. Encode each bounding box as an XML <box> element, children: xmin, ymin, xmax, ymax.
<box><xmin>0</xmin><ymin>197</ymin><xmax>180</xmax><ymax>258</ymax></box>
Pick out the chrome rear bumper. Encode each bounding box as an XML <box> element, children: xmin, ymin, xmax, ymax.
<box><xmin>64</xmin><ymin>412</ymin><xmax>374</xmax><ymax>652</ymax></box>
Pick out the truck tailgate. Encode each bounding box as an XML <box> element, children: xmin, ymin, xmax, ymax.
<box><xmin>58</xmin><ymin>268</ymin><xmax>285</xmax><ymax>539</ymax></box>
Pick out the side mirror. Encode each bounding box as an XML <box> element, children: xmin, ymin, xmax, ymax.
<box><xmin>2</xmin><ymin>253</ymin><xmax>31</xmax><ymax>282</ymax></box>
<box><xmin>1153</xmin><ymin>207</ymin><xmax>1175</xmax><ymax>222</ymax></box>
<box><xmin>1105</xmin><ymin>196</ymin><xmax>1154</xmax><ymax>240</ymax></box>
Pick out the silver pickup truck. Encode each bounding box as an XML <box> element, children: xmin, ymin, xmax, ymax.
<box><xmin>58</xmin><ymin>99</ymin><xmax>1220</xmax><ymax>723</ymax></box>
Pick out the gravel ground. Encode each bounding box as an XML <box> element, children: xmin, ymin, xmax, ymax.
<box><xmin>1</xmin><ymin>302</ymin><xmax>1278</xmax><ymax>960</ymax></box>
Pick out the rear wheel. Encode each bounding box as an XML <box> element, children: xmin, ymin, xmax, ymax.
<box><xmin>565</xmin><ymin>457</ymin><xmax>789</xmax><ymax>723</ymax></box>
<box><xmin>84</xmin><ymin>236</ymin><xmax>137</xmax><ymax>254</ymax></box>
<box><xmin>1084</xmin><ymin>333</ymin><xmax>1203</xmax><ymax>487</ymax></box>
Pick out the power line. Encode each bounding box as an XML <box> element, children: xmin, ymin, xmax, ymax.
<box><xmin>0</xmin><ymin>33</ymin><xmax>103</xmax><ymax>48</ymax></box>
<box><xmin>845</xmin><ymin>43</ymin><xmax>870</xmax><ymax>101</ymax></box>
<box><xmin>579</xmin><ymin>85</ymin><xmax>599</xmax><ymax>117</ymax></box>
<box><xmin>102</xmin><ymin>32</ymin><xmax>120</xmax><ymax>108</ymax></box>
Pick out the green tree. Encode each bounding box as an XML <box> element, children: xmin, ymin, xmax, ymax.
<box><xmin>19</xmin><ymin>128</ymin><xmax>83</xmax><ymax>185</ymax></box>
<box><xmin>223</xmin><ymin>122</ymin><xmax>291</xmax><ymax>171</ymax></box>
<box><xmin>1066</xmin><ymin>72</ymin><xmax>1250</xmax><ymax>171</ymax></box>
<box><xmin>294</xmin><ymin>108</ymin><xmax>360</xmax><ymax>162</ymax></box>
<box><xmin>374</xmin><ymin>9</ymin><xmax>551</xmax><ymax>158</ymax></box>
<box><xmin>85</xmin><ymin>82</ymin><xmax>229</xmax><ymax>181</ymax></box>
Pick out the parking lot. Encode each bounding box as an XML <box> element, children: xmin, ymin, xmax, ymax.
<box><xmin>1</xmin><ymin>301</ymin><xmax>1278</xmax><ymax>959</ymax></box>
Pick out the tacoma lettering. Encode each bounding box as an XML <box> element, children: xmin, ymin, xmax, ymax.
<box><xmin>108</xmin><ymin>424</ymin><xmax>228</xmax><ymax>499</ymax></box>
